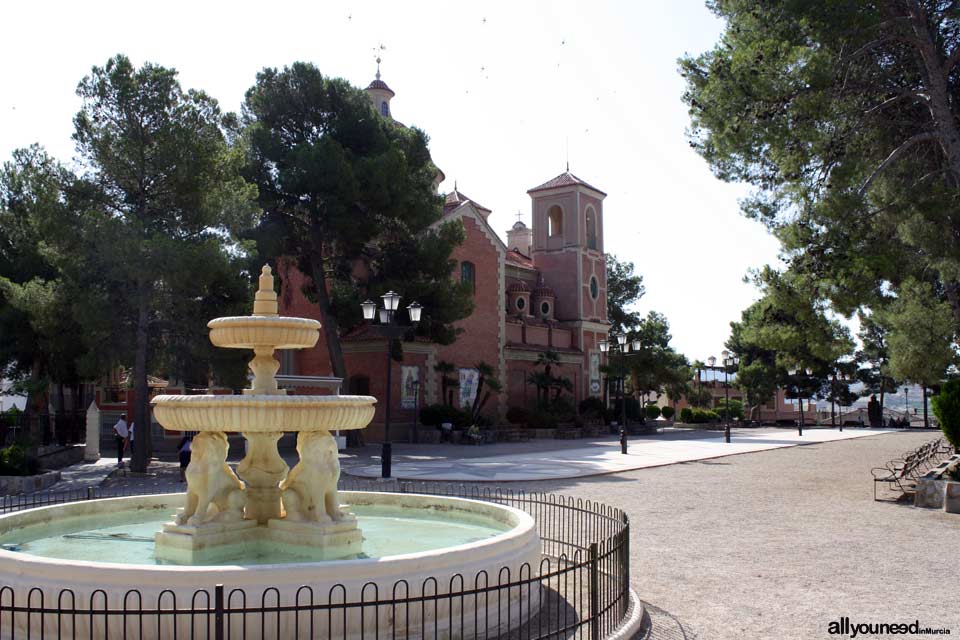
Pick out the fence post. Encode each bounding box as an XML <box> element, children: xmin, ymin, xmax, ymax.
<box><xmin>86</xmin><ymin>487</ymin><xmax>95</xmax><ymax>501</ymax></box>
<box><xmin>589</xmin><ymin>542</ymin><xmax>600</xmax><ymax>640</ymax></box>
<box><xmin>214</xmin><ymin>584</ymin><xmax>224</xmax><ymax>640</ymax></box>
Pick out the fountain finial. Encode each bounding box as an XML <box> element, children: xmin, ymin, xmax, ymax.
<box><xmin>253</xmin><ymin>265</ymin><xmax>278</xmax><ymax>317</ymax></box>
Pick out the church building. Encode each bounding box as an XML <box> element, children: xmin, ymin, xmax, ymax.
<box><xmin>277</xmin><ymin>69</ymin><xmax>611</xmax><ymax>441</ymax></box>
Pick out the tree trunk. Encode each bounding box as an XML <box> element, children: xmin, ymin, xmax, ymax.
<box><xmin>24</xmin><ymin>358</ymin><xmax>44</xmax><ymax>441</ymax></box>
<box><xmin>922</xmin><ymin>384</ymin><xmax>929</xmax><ymax>429</ymax></box>
<box><xmin>879</xmin><ymin>382</ymin><xmax>886</xmax><ymax>423</ymax></box>
<box><xmin>308</xmin><ymin>255</ymin><xmax>348</xmax><ymax>381</ymax></box>
<box><xmin>905</xmin><ymin>2</ymin><xmax>960</xmax><ymax>186</ymax></box>
<box><xmin>131</xmin><ymin>281</ymin><xmax>151</xmax><ymax>473</ymax></box>
<box><xmin>945</xmin><ymin>282</ymin><xmax>960</xmax><ymax>325</ymax></box>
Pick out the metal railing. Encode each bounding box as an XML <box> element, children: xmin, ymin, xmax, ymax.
<box><xmin>0</xmin><ymin>482</ymin><xmax>631</xmax><ymax>639</ymax></box>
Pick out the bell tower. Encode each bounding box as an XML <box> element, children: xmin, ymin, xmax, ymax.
<box><xmin>527</xmin><ymin>170</ymin><xmax>607</xmax><ymax>324</ymax></box>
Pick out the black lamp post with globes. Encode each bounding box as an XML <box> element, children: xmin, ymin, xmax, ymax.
<box><xmin>599</xmin><ymin>334</ymin><xmax>641</xmax><ymax>454</ymax></box>
<box><xmin>361</xmin><ymin>292</ymin><xmax>422</xmax><ymax>479</ymax></box>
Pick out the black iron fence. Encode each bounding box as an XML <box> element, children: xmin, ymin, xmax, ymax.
<box><xmin>0</xmin><ymin>412</ymin><xmax>85</xmax><ymax>448</ymax></box>
<box><xmin>0</xmin><ymin>482</ymin><xmax>631</xmax><ymax>639</ymax></box>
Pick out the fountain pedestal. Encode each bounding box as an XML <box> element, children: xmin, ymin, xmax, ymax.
<box><xmin>151</xmin><ymin>266</ymin><xmax>376</xmax><ymax>564</ymax></box>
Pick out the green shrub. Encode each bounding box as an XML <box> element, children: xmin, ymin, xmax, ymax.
<box><xmin>0</xmin><ymin>444</ymin><xmax>39</xmax><ymax>476</ymax></box>
<box><xmin>548</xmin><ymin>397</ymin><xmax>577</xmax><ymax>424</ymax></box>
<box><xmin>419</xmin><ymin>404</ymin><xmax>467</xmax><ymax>428</ymax></box>
<box><xmin>679</xmin><ymin>407</ymin><xmax>693</xmax><ymax>423</ymax></box>
<box><xmin>717</xmin><ymin>399</ymin><xmax>744</xmax><ymax>421</ymax></box>
<box><xmin>527</xmin><ymin>408</ymin><xmax>557</xmax><ymax>429</ymax></box>
<box><xmin>505</xmin><ymin>406</ymin><xmax>529</xmax><ymax>425</ymax></box>
<box><xmin>578</xmin><ymin>396</ymin><xmax>605</xmax><ymax>417</ymax></box>
<box><xmin>933</xmin><ymin>379</ymin><xmax>960</xmax><ymax>451</ymax></box>
<box><xmin>644</xmin><ymin>405</ymin><xmax>662</xmax><ymax>419</ymax></box>
<box><xmin>612</xmin><ymin>397</ymin><xmax>641</xmax><ymax>421</ymax></box>
<box><xmin>660</xmin><ymin>406</ymin><xmax>675</xmax><ymax>420</ymax></box>
<box><xmin>687</xmin><ymin>408</ymin><xmax>721</xmax><ymax>423</ymax></box>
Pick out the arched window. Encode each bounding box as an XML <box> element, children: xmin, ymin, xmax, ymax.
<box><xmin>461</xmin><ymin>261</ymin><xmax>476</xmax><ymax>293</ymax></box>
<box><xmin>585</xmin><ymin>207</ymin><xmax>598</xmax><ymax>250</ymax></box>
<box><xmin>516</xmin><ymin>297</ymin><xmax>526</xmax><ymax>311</ymax></box>
<box><xmin>380</xmin><ymin>101</ymin><xmax>389</xmax><ymax>116</ymax></box>
<box><xmin>590</xmin><ymin>276</ymin><xmax>599</xmax><ymax>300</ymax></box>
<box><xmin>547</xmin><ymin>205</ymin><xmax>563</xmax><ymax>237</ymax></box>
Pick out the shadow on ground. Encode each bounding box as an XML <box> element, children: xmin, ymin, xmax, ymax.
<box><xmin>639</xmin><ymin>601</ymin><xmax>700</xmax><ymax>640</ymax></box>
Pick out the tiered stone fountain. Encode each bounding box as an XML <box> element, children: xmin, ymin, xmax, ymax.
<box><xmin>152</xmin><ymin>265</ymin><xmax>376</xmax><ymax>563</ymax></box>
<box><xmin>0</xmin><ymin>264</ymin><xmax>542</xmax><ymax>639</ymax></box>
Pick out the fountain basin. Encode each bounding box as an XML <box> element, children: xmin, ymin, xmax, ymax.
<box><xmin>208</xmin><ymin>315</ymin><xmax>321</xmax><ymax>350</ymax></box>
<box><xmin>0</xmin><ymin>491</ymin><xmax>541</xmax><ymax>639</ymax></box>
<box><xmin>151</xmin><ymin>394</ymin><xmax>376</xmax><ymax>432</ymax></box>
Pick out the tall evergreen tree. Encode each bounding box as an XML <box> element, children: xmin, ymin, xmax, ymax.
<box><xmin>0</xmin><ymin>146</ymin><xmax>89</xmax><ymax>427</ymax></box>
<box><xmin>606</xmin><ymin>255</ymin><xmax>645</xmax><ymax>335</ymax></box>
<box><xmin>72</xmin><ymin>55</ymin><xmax>257</xmax><ymax>471</ymax></box>
<box><xmin>681</xmin><ymin>1</ymin><xmax>960</xmax><ymax>324</ymax></box>
<box><xmin>242</xmin><ymin>63</ymin><xmax>471</xmax><ymax>380</ymax></box>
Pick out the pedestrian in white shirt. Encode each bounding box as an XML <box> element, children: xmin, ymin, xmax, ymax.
<box><xmin>113</xmin><ymin>417</ymin><xmax>129</xmax><ymax>466</ymax></box>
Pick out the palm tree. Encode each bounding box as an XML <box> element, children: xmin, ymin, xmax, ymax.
<box><xmin>470</xmin><ymin>361</ymin><xmax>502</xmax><ymax>424</ymax></box>
<box><xmin>434</xmin><ymin>361</ymin><xmax>457</xmax><ymax>406</ymax></box>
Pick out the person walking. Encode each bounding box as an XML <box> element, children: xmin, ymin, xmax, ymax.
<box><xmin>177</xmin><ymin>433</ymin><xmax>193</xmax><ymax>482</ymax></box>
<box><xmin>867</xmin><ymin>395</ymin><xmax>881</xmax><ymax>428</ymax></box>
<box><xmin>113</xmin><ymin>416</ymin><xmax>129</xmax><ymax>466</ymax></box>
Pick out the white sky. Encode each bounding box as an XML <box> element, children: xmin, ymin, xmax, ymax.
<box><xmin>0</xmin><ymin>0</ymin><xmax>783</xmax><ymax>362</ymax></box>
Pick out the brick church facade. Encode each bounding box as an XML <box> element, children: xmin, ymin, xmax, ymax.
<box><xmin>277</xmin><ymin>71</ymin><xmax>611</xmax><ymax>441</ymax></box>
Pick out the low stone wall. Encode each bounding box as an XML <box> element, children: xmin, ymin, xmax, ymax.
<box><xmin>0</xmin><ymin>470</ymin><xmax>61</xmax><ymax>495</ymax></box>
<box><xmin>35</xmin><ymin>444</ymin><xmax>84</xmax><ymax>470</ymax></box>
<box><xmin>914</xmin><ymin>454</ymin><xmax>960</xmax><ymax>509</ymax></box>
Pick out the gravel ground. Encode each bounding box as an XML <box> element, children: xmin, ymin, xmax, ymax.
<box><xmin>99</xmin><ymin>429</ymin><xmax>955</xmax><ymax>639</ymax></box>
<box><xmin>524</xmin><ymin>430</ymin><xmax>957</xmax><ymax>640</ymax></box>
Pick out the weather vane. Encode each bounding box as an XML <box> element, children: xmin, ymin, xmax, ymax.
<box><xmin>373</xmin><ymin>43</ymin><xmax>386</xmax><ymax>79</ymax></box>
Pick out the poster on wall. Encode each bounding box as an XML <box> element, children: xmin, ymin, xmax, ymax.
<box><xmin>401</xmin><ymin>366</ymin><xmax>419</xmax><ymax>409</ymax></box>
<box><xmin>590</xmin><ymin>352</ymin><xmax>601</xmax><ymax>394</ymax></box>
<box><xmin>459</xmin><ymin>368</ymin><xmax>480</xmax><ymax>409</ymax></box>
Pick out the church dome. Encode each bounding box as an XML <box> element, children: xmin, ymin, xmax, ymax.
<box><xmin>508</xmin><ymin>281</ymin><xmax>530</xmax><ymax>293</ymax></box>
<box><xmin>366</xmin><ymin>78</ymin><xmax>395</xmax><ymax>96</ymax></box>
<box><xmin>533</xmin><ymin>278</ymin><xmax>555</xmax><ymax>299</ymax></box>
<box><xmin>512</xmin><ymin>220</ymin><xmax>528</xmax><ymax>230</ymax></box>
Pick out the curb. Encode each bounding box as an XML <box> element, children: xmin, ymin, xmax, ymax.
<box><xmin>608</xmin><ymin>588</ymin><xmax>646</xmax><ymax>640</ymax></box>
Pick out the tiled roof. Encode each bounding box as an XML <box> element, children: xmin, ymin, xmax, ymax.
<box><xmin>507</xmin><ymin>280</ymin><xmax>530</xmax><ymax>293</ymax></box>
<box><xmin>365</xmin><ymin>79</ymin><xmax>395</xmax><ymax>96</ymax></box>
<box><xmin>505</xmin><ymin>249</ymin><xmax>535</xmax><ymax>269</ymax></box>
<box><xmin>443</xmin><ymin>189</ymin><xmax>491</xmax><ymax>216</ymax></box>
<box><xmin>527</xmin><ymin>171</ymin><xmax>606</xmax><ymax>196</ymax></box>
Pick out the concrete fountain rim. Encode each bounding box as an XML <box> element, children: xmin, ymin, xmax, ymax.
<box><xmin>0</xmin><ymin>491</ymin><xmax>537</xmax><ymax>576</ymax></box>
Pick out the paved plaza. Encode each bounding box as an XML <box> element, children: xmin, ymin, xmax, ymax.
<box><xmin>344</xmin><ymin>427</ymin><xmax>895</xmax><ymax>481</ymax></box>
<box><xmin>70</xmin><ymin>428</ymin><xmax>958</xmax><ymax>638</ymax></box>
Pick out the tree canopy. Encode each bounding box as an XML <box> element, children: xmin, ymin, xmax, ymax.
<box><xmin>681</xmin><ymin>1</ymin><xmax>960</xmax><ymax>323</ymax></box>
<box><xmin>606</xmin><ymin>254</ymin><xmax>645</xmax><ymax>335</ymax></box>
<box><xmin>242</xmin><ymin>63</ymin><xmax>472</xmax><ymax>379</ymax></box>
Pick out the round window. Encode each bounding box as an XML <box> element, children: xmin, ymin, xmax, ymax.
<box><xmin>590</xmin><ymin>276</ymin><xmax>599</xmax><ymax>300</ymax></box>
<box><xmin>516</xmin><ymin>297</ymin><xmax>526</xmax><ymax>311</ymax></box>
<box><xmin>540</xmin><ymin>301</ymin><xmax>551</xmax><ymax>316</ymax></box>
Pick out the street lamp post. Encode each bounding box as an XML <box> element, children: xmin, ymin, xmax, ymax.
<box><xmin>837</xmin><ymin>372</ymin><xmax>848</xmax><ymax>432</ymax></box>
<box><xmin>600</xmin><ymin>334</ymin><xmax>638</xmax><ymax>454</ymax></box>
<box><xmin>721</xmin><ymin>350</ymin><xmax>739</xmax><ymax>444</ymax></box>
<box><xmin>361</xmin><ymin>293</ymin><xmax>422</xmax><ymax>479</ymax></box>
<box><xmin>411</xmin><ymin>379</ymin><xmax>420</xmax><ymax>444</ymax></box>
<box><xmin>789</xmin><ymin>368</ymin><xmax>811</xmax><ymax>436</ymax></box>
